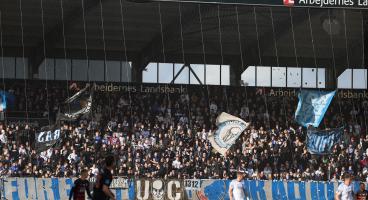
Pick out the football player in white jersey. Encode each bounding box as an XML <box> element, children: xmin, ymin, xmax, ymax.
<box><xmin>229</xmin><ymin>170</ymin><xmax>247</xmax><ymax>200</ymax></box>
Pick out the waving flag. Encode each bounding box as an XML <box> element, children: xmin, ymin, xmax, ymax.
<box><xmin>58</xmin><ymin>84</ymin><xmax>93</xmax><ymax>120</ymax></box>
<box><xmin>0</xmin><ymin>92</ymin><xmax>6</xmax><ymax>112</ymax></box>
<box><xmin>0</xmin><ymin>90</ymin><xmax>15</xmax><ymax>111</ymax></box>
<box><xmin>295</xmin><ymin>90</ymin><xmax>336</xmax><ymax>128</ymax></box>
<box><xmin>307</xmin><ymin>127</ymin><xmax>343</xmax><ymax>155</ymax></box>
<box><xmin>35</xmin><ymin>126</ymin><xmax>63</xmax><ymax>153</ymax></box>
<box><xmin>208</xmin><ymin>112</ymin><xmax>249</xmax><ymax>156</ymax></box>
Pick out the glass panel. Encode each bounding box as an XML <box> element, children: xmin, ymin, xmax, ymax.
<box><xmin>241</xmin><ymin>66</ymin><xmax>255</xmax><ymax>86</ymax></box>
<box><xmin>38</xmin><ymin>58</ymin><xmax>54</xmax><ymax>80</ymax></box>
<box><xmin>55</xmin><ymin>59</ymin><xmax>71</xmax><ymax>80</ymax></box>
<box><xmin>190</xmin><ymin>64</ymin><xmax>204</xmax><ymax>85</ymax></box>
<box><xmin>174</xmin><ymin>63</ymin><xmax>189</xmax><ymax>84</ymax></box>
<box><xmin>206</xmin><ymin>64</ymin><xmax>220</xmax><ymax>85</ymax></box>
<box><xmin>72</xmin><ymin>59</ymin><xmax>88</xmax><ymax>81</ymax></box>
<box><xmin>142</xmin><ymin>63</ymin><xmax>157</xmax><ymax>83</ymax></box>
<box><xmin>337</xmin><ymin>69</ymin><xmax>352</xmax><ymax>89</ymax></box>
<box><xmin>121</xmin><ymin>61</ymin><xmax>131</xmax><ymax>82</ymax></box>
<box><xmin>0</xmin><ymin>57</ymin><xmax>15</xmax><ymax>79</ymax></box>
<box><xmin>272</xmin><ymin>67</ymin><xmax>286</xmax><ymax>87</ymax></box>
<box><xmin>302</xmin><ymin>68</ymin><xmax>317</xmax><ymax>88</ymax></box>
<box><xmin>16</xmin><ymin>57</ymin><xmax>28</xmax><ymax>79</ymax></box>
<box><xmin>256</xmin><ymin>66</ymin><xmax>271</xmax><ymax>87</ymax></box>
<box><xmin>221</xmin><ymin>65</ymin><xmax>230</xmax><ymax>86</ymax></box>
<box><xmin>317</xmin><ymin>68</ymin><xmax>325</xmax><ymax>88</ymax></box>
<box><xmin>158</xmin><ymin>63</ymin><xmax>173</xmax><ymax>83</ymax></box>
<box><xmin>287</xmin><ymin>67</ymin><xmax>301</xmax><ymax>88</ymax></box>
<box><xmin>353</xmin><ymin>69</ymin><xmax>367</xmax><ymax>89</ymax></box>
<box><xmin>88</xmin><ymin>60</ymin><xmax>104</xmax><ymax>81</ymax></box>
<box><xmin>105</xmin><ymin>61</ymin><xmax>121</xmax><ymax>82</ymax></box>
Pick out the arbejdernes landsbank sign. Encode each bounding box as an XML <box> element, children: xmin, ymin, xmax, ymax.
<box><xmin>132</xmin><ymin>0</ymin><xmax>368</xmax><ymax>9</ymax></box>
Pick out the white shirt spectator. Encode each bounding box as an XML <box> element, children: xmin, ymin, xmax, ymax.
<box><xmin>18</xmin><ymin>146</ymin><xmax>27</xmax><ymax>156</ymax></box>
<box><xmin>46</xmin><ymin>149</ymin><xmax>53</xmax><ymax>159</ymax></box>
<box><xmin>315</xmin><ymin>168</ymin><xmax>323</xmax><ymax>176</ymax></box>
<box><xmin>91</xmin><ymin>165</ymin><xmax>99</xmax><ymax>176</ymax></box>
<box><xmin>201</xmin><ymin>130</ymin><xmax>208</xmax><ymax>140</ymax></box>
<box><xmin>143</xmin><ymin>139</ymin><xmax>151</xmax><ymax>149</ymax></box>
<box><xmin>67</xmin><ymin>151</ymin><xmax>79</xmax><ymax>163</ymax></box>
<box><xmin>172</xmin><ymin>158</ymin><xmax>182</xmax><ymax>169</ymax></box>
<box><xmin>40</xmin><ymin>151</ymin><xmax>48</xmax><ymax>162</ymax></box>
<box><xmin>251</xmin><ymin>130</ymin><xmax>259</xmax><ymax>140</ymax></box>
<box><xmin>0</xmin><ymin>130</ymin><xmax>7</xmax><ymax>144</ymax></box>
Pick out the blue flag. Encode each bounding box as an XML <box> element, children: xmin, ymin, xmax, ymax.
<box><xmin>0</xmin><ymin>92</ymin><xmax>5</xmax><ymax>111</ymax></box>
<box><xmin>0</xmin><ymin>90</ymin><xmax>14</xmax><ymax>111</ymax></box>
<box><xmin>307</xmin><ymin>127</ymin><xmax>343</xmax><ymax>155</ymax></box>
<box><xmin>295</xmin><ymin>90</ymin><xmax>336</xmax><ymax>128</ymax></box>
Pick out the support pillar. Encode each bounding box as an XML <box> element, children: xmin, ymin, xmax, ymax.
<box><xmin>229</xmin><ymin>64</ymin><xmax>242</xmax><ymax>86</ymax></box>
<box><xmin>131</xmin><ymin>57</ymin><xmax>144</xmax><ymax>83</ymax></box>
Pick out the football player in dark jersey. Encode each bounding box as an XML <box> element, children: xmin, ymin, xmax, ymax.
<box><xmin>69</xmin><ymin>169</ymin><xmax>92</xmax><ymax>200</ymax></box>
<box><xmin>93</xmin><ymin>155</ymin><xmax>116</xmax><ymax>200</ymax></box>
<box><xmin>356</xmin><ymin>182</ymin><xmax>368</xmax><ymax>200</ymax></box>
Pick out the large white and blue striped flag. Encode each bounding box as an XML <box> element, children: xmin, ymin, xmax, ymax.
<box><xmin>295</xmin><ymin>90</ymin><xmax>336</xmax><ymax>128</ymax></box>
<box><xmin>307</xmin><ymin>127</ymin><xmax>343</xmax><ymax>155</ymax></box>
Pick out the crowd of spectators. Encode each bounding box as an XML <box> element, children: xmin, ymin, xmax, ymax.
<box><xmin>0</xmin><ymin>82</ymin><xmax>367</xmax><ymax>182</ymax></box>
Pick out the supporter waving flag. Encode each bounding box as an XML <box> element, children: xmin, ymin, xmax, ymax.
<box><xmin>295</xmin><ymin>90</ymin><xmax>336</xmax><ymax>128</ymax></box>
<box><xmin>58</xmin><ymin>83</ymin><xmax>93</xmax><ymax>121</ymax></box>
<box><xmin>208</xmin><ymin>112</ymin><xmax>250</xmax><ymax>156</ymax></box>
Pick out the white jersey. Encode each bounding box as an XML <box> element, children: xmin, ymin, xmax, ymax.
<box><xmin>230</xmin><ymin>180</ymin><xmax>246</xmax><ymax>200</ymax></box>
<box><xmin>337</xmin><ymin>183</ymin><xmax>354</xmax><ymax>200</ymax></box>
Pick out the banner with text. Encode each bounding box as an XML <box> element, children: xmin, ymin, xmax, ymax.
<box><xmin>2</xmin><ymin>178</ymin><xmax>365</xmax><ymax>200</ymax></box>
<box><xmin>129</xmin><ymin>0</ymin><xmax>368</xmax><ymax>9</ymax></box>
<box><xmin>35</xmin><ymin>126</ymin><xmax>63</xmax><ymax>153</ymax></box>
<box><xmin>306</xmin><ymin>127</ymin><xmax>343</xmax><ymax>154</ymax></box>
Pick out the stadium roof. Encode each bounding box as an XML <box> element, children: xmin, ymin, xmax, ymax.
<box><xmin>0</xmin><ymin>0</ymin><xmax>367</xmax><ymax>84</ymax></box>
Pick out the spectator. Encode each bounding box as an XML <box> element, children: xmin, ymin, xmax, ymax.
<box><xmin>68</xmin><ymin>150</ymin><xmax>79</xmax><ymax>164</ymax></box>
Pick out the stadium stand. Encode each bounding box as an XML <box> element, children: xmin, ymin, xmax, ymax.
<box><xmin>0</xmin><ymin>82</ymin><xmax>367</xmax><ymax>182</ymax></box>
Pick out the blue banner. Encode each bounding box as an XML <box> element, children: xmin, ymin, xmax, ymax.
<box><xmin>295</xmin><ymin>90</ymin><xmax>336</xmax><ymax>128</ymax></box>
<box><xmin>1</xmin><ymin>178</ymin><xmax>364</xmax><ymax>200</ymax></box>
<box><xmin>307</xmin><ymin>127</ymin><xmax>343</xmax><ymax>155</ymax></box>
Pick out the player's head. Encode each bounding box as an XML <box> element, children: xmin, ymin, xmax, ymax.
<box><xmin>236</xmin><ymin>171</ymin><xmax>245</xmax><ymax>180</ymax></box>
<box><xmin>343</xmin><ymin>173</ymin><xmax>352</xmax><ymax>185</ymax></box>
<box><xmin>105</xmin><ymin>155</ymin><xmax>115</xmax><ymax>168</ymax></box>
<box><xmin>360</xmin><ymin>182</ymin><xmax>365</xmax><ymax>191</ymax></box>
<box><xmin>80</xmin><ymin>169</ymin><xmax>89</xmax><ymax>179</ymax></box>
